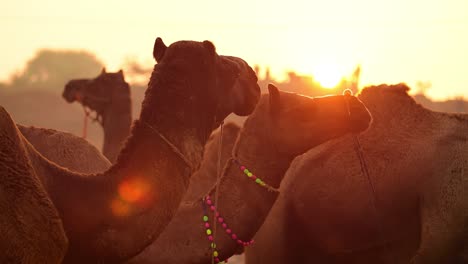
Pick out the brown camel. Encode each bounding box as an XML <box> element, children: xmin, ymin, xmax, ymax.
<box><xmin>0</xmin><ymin>108</ymin><xmax>67</xmax><ymax>264</ymax></box>
<box><xmin>62</xmin><ymin>68</ymin><xmax>132</xmax><ymax>163</ymax></box>
<box><xmin>18</xmin><ymin>125</ymin><xmax>111</xmax><ymax>173</ymax></box>
<box><xmin>245</xmin><ymin>84</ymin><xmax>468</xmax><ymax>264</ymax></box>
<box><xmin>0</xmin><ymin>37</ymin><xmax>261</xmax><ymax>263</ymax></box>
<box><xmin>127</xmin><ymin>84</ymin><xmax>372</xmax><ymax>264</ymax></box>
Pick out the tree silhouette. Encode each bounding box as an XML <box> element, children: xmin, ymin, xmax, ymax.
<box><xmin>8</xmin><ymin>49</ymin><xmax>103</xmax><ymax>93</ymax></box>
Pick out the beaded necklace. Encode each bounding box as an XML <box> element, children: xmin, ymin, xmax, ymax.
<box><xmin>201</xmin><ymin>159</ymin><xmax>279</xmax><ymax>263</ymax></box>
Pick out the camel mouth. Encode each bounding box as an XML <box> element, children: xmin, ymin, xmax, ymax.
<box><xmin>233</xmin><ymin>78</ymin><xmax>261</xmax><ymax>116</ymax></box>
<box><xmin>63</xmin><ymin>83</ymin><xmax>77</xmax><ymax>103</ymax></box>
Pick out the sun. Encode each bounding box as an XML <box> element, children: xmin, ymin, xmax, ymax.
<box><xmin>312</xmin><ymin>63</ymin><xmax>344</xmax><ymax>89</ymax></box>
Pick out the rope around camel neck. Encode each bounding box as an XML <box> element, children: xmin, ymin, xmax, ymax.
<box><xmin>143</xmin><ymin>122</ymin><xmax>194</xmax><ymax>172</ymax></box>
<box><xmin>344</xmin><ymin>91</ymin><xmax>392</xmax><ymax>263</ymax></box>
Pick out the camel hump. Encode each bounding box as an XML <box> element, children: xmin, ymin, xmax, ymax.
<box><xmin>19</xmin><ymin>126</ymin><xmax>112</xmax><ymax>173</ymax></box>
<box><xmin>0</xmin><ymin>105</ymin><xmax>12</xmax><ymax>123</ymax></box>
<box><xmin>0</xmin><ymin>105</ymin><xmax>21</xmax><ymax>139</ymax></box>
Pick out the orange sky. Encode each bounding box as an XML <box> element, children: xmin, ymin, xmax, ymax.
<box><xmin>1</xmin><ymin>0</ymin><xmax>467</xmax><ymax>99</ymax></box>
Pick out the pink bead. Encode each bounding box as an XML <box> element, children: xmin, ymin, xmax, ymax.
<box><xmin>231</xmin><ymin>234</ymin><xmax>237</xmax><ymax>240</ymax></box>
<box><xmin>215</xmin><ymin>212</ymin><xmax>220</xmax><ymax>217</ymax></box>
<box><xmin>251</xmin><ymin>175</ymin><xmax>257</xmax><ymax>180</ymax></box>
<box><xmin>214</xmin><ymin>258</ymin><xmax>220</xmax><ymax>263</ymax></box>
<box><xmin>226</xmin><ymin>229</ymin><xmax>231</xmax><ymax>234</ymax></box>
<box><xmin>218</xmin><ymin>217</ymin><xmax>224</xmax><ymax>223</ymax></box>
<box><xmin>206</xmin><ymin>195</ymin><xmax>210</xmax><ymax>200</ymax></box>
<box><xmin>206</xmin><ymin>199</ymin><xmax>212</xmax><ymax>205</ymax></box>
<box><xmin>250</xmin><ymin>239</ymin><xmax>254</xmax><ymax>244</ymax></box>
<box><xmin>204</xmin><ymin>223</ymin><xmax>210</xmax><ymax>228</ymax></box>
<box><xmin>222</xmin><ymin>223</ymin><xmax>227</xmax><ymax>229</ymax></box>
<box><xmin>208</xmin><ymin>235</ymin><xmax>214</xmax><ymax>241</ymax></box>
<box><xmin>240</xmin><ymin>166</ymin><xmax>246</xmax><ymax>170</ymax></box>
<box><xmin>210</xmin><ymin>205</ymin><xmax>215</xmax><ymax>211</ymax></box>
<box><xmin>243</xmin><ymin>242</ymin><xmax>248</xmax><ymax>246</ymax></box>
<box><xmin>237</xmin><ymin>239</ymin><xmax>243</xmax><ymax>244</ymax></box>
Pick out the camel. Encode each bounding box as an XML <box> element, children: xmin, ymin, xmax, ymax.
<box><xmin>127</xmin><ymin>84</ymin><xmax>372</xmax><ymax>264</ymax></box>
<box><xmin>62</xmin><ymin>68</ymin><xmax>132</xmax><ymax>163</ymax></box>
<box><xmin>18</xmin><ymin>125</ymin><xmax>111</xmax><ymax>173</ymax></box>
<box><xmin>0</xmin><ymin>108</ymin><xmax>68</xmax><ymax>264</ymax></box>
<box><xmin>245</xmin><ymin>84</ymin><xmax>468</xmax><ymax>264</ymax></box>
<box><xmin>0</xmin><ymin>37</ymin><xmax>261</xmax><ymax>263</ymax></box>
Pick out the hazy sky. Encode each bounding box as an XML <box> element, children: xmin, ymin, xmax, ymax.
<box><xmin>1</xmin><ymin>0</ymin><xmax>467</xmax><ymax>99</ymax></box>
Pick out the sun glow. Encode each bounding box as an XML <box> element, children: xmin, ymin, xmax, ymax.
<box><xmin>312</xmin><ymin>63</ymin><xmax>344</xmax><ymax>89</ymax></box>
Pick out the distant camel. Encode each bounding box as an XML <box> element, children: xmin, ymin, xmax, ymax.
<box><xmin>63</xmin><ymin>68</ymin><xmax>132</xmax><ymax>163</ymax></box>
<box><xmin>245</xmin><ymin>84</ymin><xmax>468</xmax><ymax>264</ymax></box>
<box><xmin>0</xmin><ymin>37</ymin><xmax>260</xmax><ymax>263</ymax></box>
<box><xmin>128</xmin><ymin>84</ymin><xmax>372</xmax><ymax>263</ymax></box>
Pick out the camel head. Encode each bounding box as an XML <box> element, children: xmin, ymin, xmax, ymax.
<box><xmin>62</xmin><ymin>68</ymin><xmax>130</xmax><ymax>115</ymax></box>
<box><xmin>147</xmin><ymin>38</ymin><xmax>261</xmax><ymax>131</ymax></box>
<box><xmin>258</xmin><ymin>84</ymin><xmax>372</xmax><ymax>157</ymax></box>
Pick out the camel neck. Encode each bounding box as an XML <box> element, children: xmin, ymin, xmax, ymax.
<box><xmin>101</xmin><ymin>101</ymin><xmax>132</xmax><ymax>163</ymax></box>
<box><xmin>232</xmin><ymin>112</ymin><xmax>293</xmax><ymax>188</ymax></box>
<box><xmin>39</xmin><ymin>71</ymin><xmax>211</xmax><ymax>262</ymax></box>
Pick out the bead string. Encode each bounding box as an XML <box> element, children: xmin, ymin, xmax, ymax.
<box><xmin>202</xmin><ymin>195</ymin><xmax>254</xmax><ymax>264</ymax></box>
<box><xmin>200</xmin><ymin>159</ymin><xmax>278</xmax><ymax>263</ymax></box>
<box><xmin>232</xmin><ymin>159</ymin><xmax>279</xmax><ymax>192</ymax></box>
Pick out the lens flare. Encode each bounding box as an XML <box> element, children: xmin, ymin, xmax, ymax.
<box><xmin>111</xmin><ymin>198</ymin><xmax>131</xmax><ymax>217</ymax></box>
<box><xmin>111</xmin><ymin>176</ymin><xmax>155</xmax><ymax>217</ymax></box>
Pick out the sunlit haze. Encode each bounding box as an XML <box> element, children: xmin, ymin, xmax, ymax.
<box><xmin>1</xmin><ymin>0</ymin><xmax>467</xmax><ymax>99</ymax></box>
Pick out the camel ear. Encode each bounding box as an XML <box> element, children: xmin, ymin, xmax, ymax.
<box><xmin>117</xmin><ymin>69</ymin><xmax>124</xmax><ymax>80</ymax></box>
<box><xmin>268</xmin><ymin>84</ymin><xmax>281</xmax><ymax>116</ymax></box>
<box><xmin>101</xmin><ymin>67</ymin><xmax>106</xmax><ymax>74</ymax></box>
<box><xmin>153</xmin><ymin>37</ymin><xmax>167</xmax><ymax>62</ymax></box>
<box><xmin>203</xmin><ymin>40</ymin><xmax>216</xmax><ymax>56</ymax></box>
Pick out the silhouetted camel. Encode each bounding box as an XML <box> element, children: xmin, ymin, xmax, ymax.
<box><xmin>246</xmin><ymin>84</ymin><xmax>468</xmax><ymax>264</ymax></box>
<box><xmin>63</xmin><ymin>68</ymin><xmax>132</xmax><ymax>163</ymax></box>
<box><xmin>0</xmin><ymin>37</ymin><xmax>260</xmax><ymax>263</ymax></box>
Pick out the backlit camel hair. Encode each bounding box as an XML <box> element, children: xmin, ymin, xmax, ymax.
<box><xmin>63</xmin><ymin>68</ymin><xmax>132</xmax><ymax>163</ymax></box>
<box><xmin>245</xmin><ymin>84</ymin><xmax>468</xmax><ymax>264</ymax></box>
<box><xmin>0</xmin><ymin>37</ymin><xmax>261</xmax><ymax>263</ymax></box>
<box><xmin>128</xmin><ymin>84</ymin><xmax>372</xmax><ymax>263</ymax></box>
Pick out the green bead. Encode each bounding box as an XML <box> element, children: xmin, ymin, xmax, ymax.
<box><xmin>243</xmin><ymin>169</ymin><xmax>249</xmax><ymax>174</ymax></box>
<box><xmin>255</xmin><ymin>178</ymin><xmax>262</xmax><ymax>184</ymax></box>
<box><xmin>213</xmin><ymin>251</ymin><xmax>219</xmax><ymax>257</ymax></box>
<box><xmin>203</xmin><ymin>216</ymin><xmax>208</xmax><ymax>222</ymax></box>
<box><xmin>247</xmin><ymin>172</ymin><xmax>253</xmax><ymax>177</ymax></box>
<box><xmin>211</xmin><ymin>242</ymin><xmax>217</xmax><ymax>248</ymax></box>
<box><xmin>260</xmin><ymin>182</ymin><xmax>266</xmax><ymax>186</ymax></box>
<box><xmin>206</xmin><ymin>229</ymin><xmax>212</xmax><ymax>235</ymax></box>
